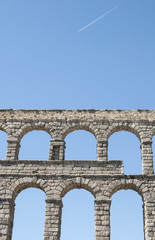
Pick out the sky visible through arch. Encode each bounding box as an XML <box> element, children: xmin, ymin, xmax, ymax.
<box><xmin>0</xmin><ymin>0</ymin><xmax>155</xmax><ymax>239</ymax></box>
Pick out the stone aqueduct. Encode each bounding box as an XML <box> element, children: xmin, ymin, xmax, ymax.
<box><xmin>0</xmin><ymin>109</ymin><xmax>155</xmax><ymax>240</ymax></box>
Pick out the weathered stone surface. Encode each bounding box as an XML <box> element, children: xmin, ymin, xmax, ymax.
<box><xmin>0</xmin><ymin>109</ymin><xmax>155</xmax><ymax>239</ymax></box>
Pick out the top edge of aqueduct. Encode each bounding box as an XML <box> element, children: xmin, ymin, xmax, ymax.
<box><xmin>0</xmin><ymin>109</ymin><xmax>155</xmax><ymax>121</ymax></box>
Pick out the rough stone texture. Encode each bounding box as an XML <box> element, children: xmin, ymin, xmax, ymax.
<box><xmin>0</xmin><ymin>109</ymin><xmax>155</xmax><ymax>239</ymax></box>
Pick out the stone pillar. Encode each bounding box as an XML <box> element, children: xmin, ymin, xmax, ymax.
<box><xmin>0</xmin><ymin>198</ymin><xmax>14</xmax><ymax>240</ymax></box>
<box><xmin>95</xmin><ymin>200</ymin><xmax>111</xmax><ymax>240</ymax></box>
<box><xmin>97</xmin><ymin>140</ymin><xmax>108</xmax><ymax>161</ymax></box>
<box><xmin>49</xmin><ymin>140</ymin><xmax>65</xmax><ymax>161</ymax></box>
<box><xmin>143</xmin><ymin>201</ymin><xmax>155</xmax><ymax>240</ymax></box>
<box><xmin>141</xmin><ymin>141</ymin><xmax>154</xmax><ymax>175</ymax></box>
<box><xmin>44</xmin><ymin>199</ymin><xmax>62</xmax><ymax>240</ymax></box>
<box><xmin>6</xmin><ymin>140</ymin><xmax>20</xmax><ymax>161</ymax></box>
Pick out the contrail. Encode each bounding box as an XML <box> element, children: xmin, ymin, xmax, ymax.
<box><xmin>79</xmin><ymin>3</ymin><xmax>123</xmax><ymax>32</ymax></box>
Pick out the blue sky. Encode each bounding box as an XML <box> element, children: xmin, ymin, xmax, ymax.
<box><xmin>0</xmin><ymin>0</ymin><xmax>155</xmax><ymax>110</ymax></box>
<box><xmin>0</xmin><ymin>0</ymin><xmax>155</xmax><ymax>239</ymax></box>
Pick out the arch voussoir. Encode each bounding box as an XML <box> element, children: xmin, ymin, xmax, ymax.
<box><xmin>9</xmin><ymin>177</ymin><xmax>47</xmax><ymax>200</ymax></box>
<box><xmin>15</xmin><ymin>122</ymin><xmax>53</xmax><ymax>142</ymax></box>
<box><xmin>56</xmin><ymin>178</ymin><xmax>101</xmax><ymax>199</ymax></box>
<box><xmin>104</xmin><ymin>179</ymin><xmax>150</xmax><ymax>201</ymax></box>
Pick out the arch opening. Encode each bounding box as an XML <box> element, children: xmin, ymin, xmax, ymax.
<box><xmin>108</xmin><ymin>130</ymin><xmax>141</xmax><ymax>174</ymax></box>
<box><xmin>12</xmin><ymin>187</ymin><xmax>46</xmax><ymax>240</ymax></box>
<box><xmin>60</xmin><ymin>181</ymin><xmax>97</xmax><ymax>199</ymax></box>
<box><xmin>61</xmin><ymin>188</ymin><xmax>95</xmax><ymax>240</ymax></box>
<box><xmin>65</xmin><ymin>129</ymin><xmax>97</xmax><ymax>160</ymax></box>
<box><xmin>62</xmin><ymin>125</ymin><xmax>97</xmax><ymax>139</ymax></box>
<box><xmin>0</xmin><ymin>130</ymin><xmax>8</xmax><ymax>160</ymax></box>
<box><xmin>19</xmin><ymin>130</ymin><xmax>51</xmax><ymax>160</ymax></box>
<box><xmin>17</xmin><ymin>124</ymin><xmax>52</xmax><ymax>143</ymax></box>
<box><xmin>108</xmin><ymin>126</ymin><xmax>141</xmax><ymax>141</ymax></box>
<box><xmin>110</xmin><ymin>189</ymin><xmax>144</xmax><ymax>240</ymax></box>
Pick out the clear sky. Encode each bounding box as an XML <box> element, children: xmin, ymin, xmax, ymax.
<box><xmin>0</xmin><ymin>0</ymin><xmax>155</xmax><ymax>110</ymax></box>
<box><xmin>0</xmin><ymin>0</ymin><xmax>155</xmax><ymax>239</ymax></box>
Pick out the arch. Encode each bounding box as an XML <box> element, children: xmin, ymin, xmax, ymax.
<box><xmin>60</xmin><ymin>123</ymin><xmax>99</xmax><ymax>140</ymax></box>
<box><xmin>110</xmin><ymin>189</ymin><xmax>144</xmax><ymax>240</ymax></box>
<box><xmin>15</xmin><ymin>122</ymin><xmax>53</xmax><ymax>142</ymax></box>
<box><xmin>12</xmin><ymin>187</ymin><xmax>46</xmax><ymax>240</ymax></box>
<box><xmin>0</xmin><ymin>129</ymin><xmax>8</xmax><ymax>160</ymax></box>
<box><xmin>107</xmin><ymin>123</ymin><xmax>141</xmax><ymax>142</ymax></box>
<box><xmin>108</xmin><ymin>129</ymin><xmax>141</xmax><ymax>174</ymax></box>
<box><xmin>65</xmin><ymin>129</ymin><xmax>97</xmax><ymax>160</ymax></box>
<box><xmin>104</xmin><ymin>179</ymin><xmax>150</xmax><ymax>202</ymax></box>
<box><xmin>19</xmin><ymin>129</ymin><xmax>52</xmax><ymax>160</ymax></box>
<box><xmin>9</xmin><ymin>177</ymin><xmax>49</xmax><ymax>201</ymax></box>
<box><xmin>56</xmin><ymin>178</ymin><xmax>102</xmax><ymax>199</ymax></box>
<box><xmin>61</xmin><ymin>188</ymin><xmax>95</xmax><ymax>240</ymax></box>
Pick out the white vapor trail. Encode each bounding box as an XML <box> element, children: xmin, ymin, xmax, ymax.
<box><xmin>79</xmin><ymin>3</ymin><xmax>123</xmax><ymax>32</ymax></box>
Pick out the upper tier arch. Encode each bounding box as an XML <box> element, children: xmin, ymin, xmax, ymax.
<box><xmin>15</xmin><ymin>122</ymin><xmax>53</xmax><ymax>142</ymax></box>
<box><xmin>107</xmin><ymin>123</ymin><xmax>141</xmax><ymax>142</ymax></box>
<box><xmin>60</xmin><ymin>123</ymin><xmax>98</xmax><ymax>140</ymax></box>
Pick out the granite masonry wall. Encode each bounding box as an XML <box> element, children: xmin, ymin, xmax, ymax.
<box><xmin>0</xmin><ymin>109</ymin><xmax>155</xmax><ymax>240</ymax></box>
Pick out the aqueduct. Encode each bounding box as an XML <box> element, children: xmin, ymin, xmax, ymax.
<box><xmin>0</xmin><ymin>109</ymin><xmax>155</xmax><ymax>240</ymax></box>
